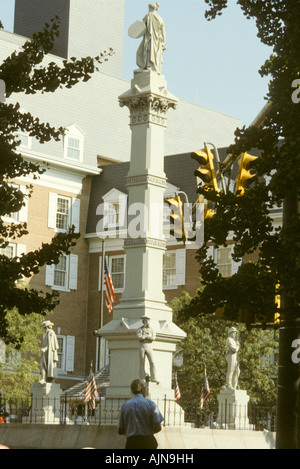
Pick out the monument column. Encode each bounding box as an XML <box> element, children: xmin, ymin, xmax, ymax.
<box><xmin>96</xmin><ymin>6</ymin><xmax>186</xmax><ymax>402</ymax></box>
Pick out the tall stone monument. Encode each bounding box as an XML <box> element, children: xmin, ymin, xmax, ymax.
<box><xmin>96</xmin><ymin>4</ymin><xmax>186</xmax><ymax>404</ymax></box>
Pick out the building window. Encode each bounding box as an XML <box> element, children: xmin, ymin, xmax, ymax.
<box><xmin>107</xmin><ymin>202</ymin><xmax>120</xmax><ymax>227</ymax></box>
<box><xmin>0</xmin><ymin>243</ymin><xmax>16</xmax><ymax>259</ymax></box>
<box><xmin>56</xmin><ymin>196</ymin><xmax>71</xmax><ymax>231</ymax></box>
<box><xmin>45</xmin><ymin>254</ymin><xmax>78</xmax><ymax>291</ymax></box>
<box><xmin>0</xmin><ymin>243</ymin><xmax>25</xmax><ymax>259</ymax></box>
<box><xmin>64</xmin><ymin>124</ymin><xmax>84</xmax><ymax>162</ymax></box>
<box><xmin>66</xmin><ymin>137</ymin><xmax>81</xmax><ymax>160</ymax></box>
<box><xmin>163</xmin><ymin>251</ymin><xmax>177</xmax><ymax>287</ymax></box>
<box><xmin>3</xmin><ymin>184</ymin><xmax>28</xmax><ymax>223</ymax></box>
<box><xmin>110</xmin><ymin>256</ymin><xmax>125</xmax><ymax>290</ymax></box>
<box><xmin>57</xmin><ymin>336</ymin><xmax>65</xmax><ymax>370</ymax></box>
<box><xmin>54</xmin><ymin>255</ymin><xmax>68</xmax><ymax>288</ymax></box>
<box><xmin>99</xmin><ymin>255</ymin><xmax>125</xmax><ymax>292</ymax></box>
<box><xmin>216</xmin><ymin>247</ymin><xmax>232</xmax><ymax>277</ymax></box>
<box><xmin>14</xmin><ymin>131</ymin><xmax>31</xmax><ymax>149</ymax></box>
<box><xmin>98</xmin><ymin>189</ymin><xmax>128</xmax><ymax>235</ymax></box>
<box><xmin>48</xmin><ymin>193</ymin><xmax>80</xmax><ymax>233</ymax></box>
<box><xmin>163</xmin><ymin>249</ymin><xmax>186</xmax><ymax>289</ymax></box>
<box><xmin>207</xmin><ymin>244</ymin><xmax>242</xmax><ymax>277</ymax></box>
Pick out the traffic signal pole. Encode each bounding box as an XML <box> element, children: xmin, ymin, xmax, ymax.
<box><xmin>276</xmin><ymin>190</ymin><xmax>300</xmax><ymax>449</ymax></box>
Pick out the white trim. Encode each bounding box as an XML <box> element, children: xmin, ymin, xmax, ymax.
<box><xmin>69</xmin><ymin>254</ymin><xmax>78</xmax><ymax>290</ymax></box>
<box><xmin>71</xmin><ymin>198</ymin><xmax>81</xmax><ymax>233</ymax></box>
<box><xmin>176</xmin><ymin>249</ymin><xmax>186</xmax><ymax>286</ymax></box>
<box><xmin>66</xmin><ymin>336</ymin><xmax>75</xmax><ymax>372</ymax></box>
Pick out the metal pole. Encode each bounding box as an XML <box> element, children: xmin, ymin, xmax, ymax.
<box><xmin>205</xmin><ymin>141</ymin><xmax>227</xmax><ymax>194</ymax></box>
<box><xmin>276</xmin><ymin>190</ymin><xmax>300</xmax><ymax>449</ymax></box>
<box><xmin>98</xmin><ymin>238</ymin><xmax>105</xmax><ymax>371</ymax></box>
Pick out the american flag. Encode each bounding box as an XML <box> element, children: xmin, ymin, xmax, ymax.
<box><xmin>200</xmin><ymin>370</ymin><xmax>210</xmax><ymax>409</ymax></box>
<box><xmin>174</xmin><ymin>374</ymin><xmax>181</xmax><ymax>401</ymax></box>
<box><xmin>83</xmin><ymin>364</ymin><xmax>99</xmax><ymax>410</ymax></box>
<box><xmin>104</xmin><ymin>258</ymin><xmax>115</xmax><ymax>313</ymax></box>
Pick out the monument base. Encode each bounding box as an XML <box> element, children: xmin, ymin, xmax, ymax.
<box><xmin>217</xmin><ymin>388</ymin><xmax>251</xmax><ymax>430</ymax></box>
<box><xmin>23</xmin><ymin>382</ymin><xmax>62</xmax><ymax>424</ymax></box>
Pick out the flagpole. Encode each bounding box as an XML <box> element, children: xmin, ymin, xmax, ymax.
<box><xmin>98</xmin><ymin>238</ymin><xmax>105</xmax><ymax>371</ymax></box>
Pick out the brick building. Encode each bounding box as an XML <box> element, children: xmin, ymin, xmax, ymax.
<box><xmin>0</xmin><ymin>0</ymin><xmax>266</xmax><ymax>390</ymax></box>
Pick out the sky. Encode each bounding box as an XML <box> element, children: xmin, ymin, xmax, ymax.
<box><xmin>0</xmin><ymin>0</ymin><xmax>272</xmax><ymax>126</ymax></box>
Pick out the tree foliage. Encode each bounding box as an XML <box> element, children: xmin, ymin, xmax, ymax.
<box><xmin>181</xmin><ymin>1</ymin><xmax>300</xmax><ymax>325</ymax></box>
<box><xmin>0</xmin><ymin>303</ymin><xmax>46</xmax><ymax>399</ymax></box>
<box><xmin>172</xmin><ymin>293</ymin><xmax>278</xmax><ymax>407</ymax></box>
<box><xmin>0</xmin><ymin>17</ymin><xmax>113</xmax><ymax>343</ymax></box>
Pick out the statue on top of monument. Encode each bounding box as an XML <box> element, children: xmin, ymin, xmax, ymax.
<box><xmin>39</xmin><ymin>320</ymin><xmax>59</xmax><ymax>385</ymax></box>
<box><xmin>225</xmin><ymin>327</ymin><xmax>240</xmax><ymax>390</ymax></box>
<box><xmin>129</xmin><ymin>3</ymin><xmax>166</xmax><ymax>74</ymax></box>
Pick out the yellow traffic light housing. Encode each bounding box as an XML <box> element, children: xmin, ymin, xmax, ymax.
<box><xmin>274</xmin><ymin>283</ymin><xmax>280</xmax><ymax>324</ymax></box>
<box><xmin>166</xmin><ymin>195</ymin><xmax>187</xmax><ymax>242</ymax></box>
<box><xmin>191</xmin><ymin>146</ymin><xmax>219</xmax><ymax>193</ymax></box>
<box><xmin>235</xmin><ymin>153</ymin><xmax>258</xmax><ymax>196</ymax></box>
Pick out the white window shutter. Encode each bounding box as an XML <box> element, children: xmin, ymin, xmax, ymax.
<box><xmin>45</xmin><ymin>264</ymin><xmax>55</xmax><ymax>286</ymax></box>
<box><xmin>16</xmin><ymin>244</ymin><xmax>26</xmax><ymax>257</ymax></box>
<box><xmin>69</xmin><ymin>254</ymin><xmax>78</xmax><ymax>290</ymax></box>
<box><xmin>206</xmin><ymin>245</ymin><xmax>215</xmax><ymax>261</ymax></box>
<box><xmin>48</xmin><ymin>192</ymin><xmax>57</xmax><ymax>229</ymax></box>
<box><xmin>231</xmin><ymin>245</ymin><xmax>242</xmax><ymax>275</ymax></box>
<box><xmin>65</xmin><ymin>336</ymin><xmax>75</xmax><ymax>372</ymax></box>
<box><xmin>176</xmin><ymin>249</ymin><xmax>186</xmax><ymax>286</ymax></box>
<box><xmin>71</xmin><ymin>198</ymin><xmax>80</xmax><ymax>233</ymax></box>
<box><xmin>18</xmin><ymin>186</ymin><xmax>28</xmax><ymax>223</ymax></box>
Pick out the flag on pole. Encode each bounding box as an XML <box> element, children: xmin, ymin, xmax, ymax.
<box><xmin>200</xmin><ymin>369</ymin><xmax>210</xmax><ymax>409</ymax></box>
<box><xmin>174</xmin><ymin>373</ymin><xmax>181</xmax><ymax>401</ymax></box>
<box><xmin>104</xmin><ymin>258</ymin><xmax>115</xmax><ymax>313</ymax></box>
<box><xmin>83</xmin><ymin>364</ymin><xmax>99</xmax><ymax>410</ymax></box>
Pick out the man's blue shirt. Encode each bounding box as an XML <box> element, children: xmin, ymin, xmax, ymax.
<box><xmin>118</xmin><ymin>394</ymin><xmax>164</xmax><ymax>438</ymax></box>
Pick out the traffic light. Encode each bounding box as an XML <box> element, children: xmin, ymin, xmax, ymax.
<box><xmin>274</xmin><ymin>283</ymin><xmax>280</xmax><ymax>324</ymax></box>
<box><xmin>191</xmin><ymin>147</ymin><xmax>219</xmax><ymax>193</ymax></box>
<box><xmin>193</xmin><ymin>195</ymin><xmax>215</xmax><ymax>220</ymax></box>
<box><xmin>235</xmin><ymin>153</ymin><xmax>258</xmax><ymax>196</ymax></box>
<box><xmin>166</xmin><ymin>195</ymin><xmax>187</xmax><ymax>242</ymax></box>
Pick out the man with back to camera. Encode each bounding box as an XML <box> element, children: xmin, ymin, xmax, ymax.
<box><xmin>117</xmin><ymin>379</ymin><xmax>164</xmax><ymax>449</ymax></box>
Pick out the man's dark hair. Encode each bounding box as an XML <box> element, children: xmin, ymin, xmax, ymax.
<box><xmin>131</xmin><ymin>379</ymin><xmax>145</xmax><ymax>394</ymax></box>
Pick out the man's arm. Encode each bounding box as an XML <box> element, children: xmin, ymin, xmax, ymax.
<box><xmin>153</xmin><ymin>422</ymin><xmax>162</xmax><ymax>434</ymax></box>
<box><xmin>117</xmin><ymin>427</ymin><xmax>125</xmax><ymax>435</ymax></box>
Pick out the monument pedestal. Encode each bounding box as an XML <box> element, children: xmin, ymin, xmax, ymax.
<box><xmin>23</xmin><ymin>382</ymin><xmax>62</xmax><ymax>424</ymax></box>
<box><xmin>217</xmin><ymin>389</ymin><xmax>251</xmax><ymax>430</ymax></box>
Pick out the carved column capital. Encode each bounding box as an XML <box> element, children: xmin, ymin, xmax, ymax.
<box><xmin>119</xmin><ymin>92</ymin><xmax>177</xmax><ymax>127</ymax></box>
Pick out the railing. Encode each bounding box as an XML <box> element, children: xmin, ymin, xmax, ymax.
<box><xmin>0</xmin><ymin>396</ymin><xmax>276</xmax><ymax>431</ymax></box>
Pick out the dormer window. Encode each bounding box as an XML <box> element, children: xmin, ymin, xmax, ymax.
<box><xmin>64</xmin><ymin>125</ymin><xmax>84</xmax><ymax>162</ymax></box>
<box><xmin>97</xmin><ymin>189</ymin><xmax>128</xmax><ymax>234</ymax></box>
<box><xmin>14</xmin><ymin>130</ymin><xmax>32</xmax><ymax>149</ymax></box>
<box><xmin>67</xmin><ymin>137</ymin><xmax>81</xmax><ymax>160</ymax></box>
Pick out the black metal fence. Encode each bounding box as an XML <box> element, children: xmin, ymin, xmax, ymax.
<box><xmin>0</xmin><ymin>395</ymin><xmax>276</xmax><ymax>431</ymax></box>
